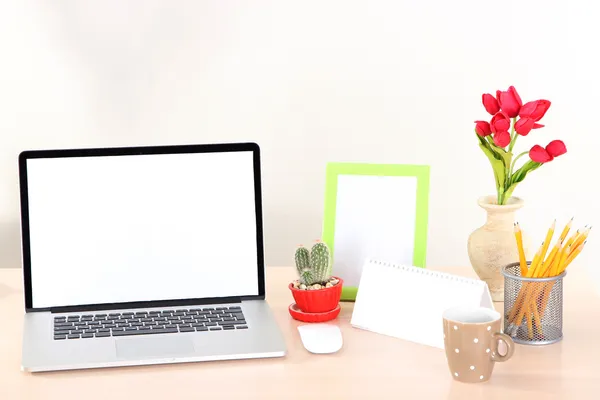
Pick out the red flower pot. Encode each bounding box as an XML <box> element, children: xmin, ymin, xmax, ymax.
<box><xmin>289</xmin><ymin>277</ymin><xmax>343</xmax><ymax>313</ymax></box>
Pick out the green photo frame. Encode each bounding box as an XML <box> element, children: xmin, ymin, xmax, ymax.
<box><xmin>322</xmin><ymin>162</ymin><xmax>430</xmax><ymax>301</ymax></box>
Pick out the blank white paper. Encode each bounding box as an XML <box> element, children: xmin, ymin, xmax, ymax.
<box><xmin>331</xmin><ymin>174</ymin><xmax>417</xmax><ymax>287</ymax></box>
<box><xmin>351</xmin><ymin>260</ymin><xmax>493</xmax><ymax>349</ymax></box>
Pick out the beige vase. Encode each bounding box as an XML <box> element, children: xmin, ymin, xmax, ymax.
<box><xmin>467</xmin><ymin>196</ymin><xmax>529</xmax><ymax>302</ymax></box>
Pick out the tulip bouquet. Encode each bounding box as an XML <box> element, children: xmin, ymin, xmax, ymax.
<box><xmin>474</xmin><ymin>86</ymin><xmax>567</xmax><ymax>205</ymax></box>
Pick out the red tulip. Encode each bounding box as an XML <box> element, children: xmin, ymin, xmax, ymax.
<box><xmin>496</xmin><ymin>86</ymin><xmax>522</xmax><ymax>118</ymax></box>
<box><xmin>529</xmin><ymin>145</ymin><xmax>554</xmax><ymax>163</ymax></box>
<box><xmin>514</xmin><ymin>117</ymin><xmax>535</xmax><ymax>136</ymax></box>
<box><xmin>493</xmin><ymin>131</ymin><xmax>511</xmax><ymax>147</ymax></box>
<box><xmin>519</xmin><ymin>100</ymin><xmax>551</xmax><ymax>121</ymax></box>
<box><xmin>482</xmin><ymin>93</ymin><xmax>500</xmax><ymax>115</ymax></box>
<box><xmin>546</xmin><ymin>140</ymin><xmax>567</xmax><ymax>157</ymax></box>
<box><xmin>474</xmin><ymin>120</ymin><xmax>492</xmax><ymax>136</ymax></box>
<box><xmin>490</xmin><ymin>111</ymin><xmax>510</xmax><ymax>134</ymax></box>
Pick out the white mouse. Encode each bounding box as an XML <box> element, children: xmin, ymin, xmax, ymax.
<box><xmin>297</xmin><ymin>323</ymin><xmax>343</xmax><ymax>354</ymax></box>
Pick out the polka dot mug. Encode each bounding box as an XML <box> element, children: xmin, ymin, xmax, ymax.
<box><xmin>443</xmin><ymin>306</ymin><xmax>514</xmax><ymax>383</ymax></box>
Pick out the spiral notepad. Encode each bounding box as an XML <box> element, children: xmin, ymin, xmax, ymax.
<box><xmin>351</xmin><ymin>259</ymin><xmax>493</xmax><ymax>349</ymax></box>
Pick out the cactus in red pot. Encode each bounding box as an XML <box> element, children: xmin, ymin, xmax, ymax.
<box><xmin>289</xmin><ymin>241</ymin><xmax>343</xmax><ymax>313</ymax></box>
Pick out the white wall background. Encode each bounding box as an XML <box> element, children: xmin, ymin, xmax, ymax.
<box><xmin>1</xmin><ymin>1</ymin><xmax>598</xmax><ymax>290</ymax></box>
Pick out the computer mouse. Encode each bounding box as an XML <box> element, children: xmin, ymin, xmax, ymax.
<box><xmin>297</xmin><ymin>323</ymin><xmax>343</xmax><ymax>354</ymax></box>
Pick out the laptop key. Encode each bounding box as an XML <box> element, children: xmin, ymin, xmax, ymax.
<box><xmin>196</xmin><ymin>327</ymin><xmax>209</xmax><ymax>332</ymax></box>
<box><xmin>68</xmin><ymin>334</ymin><xmax>80</xmax><ymax>339</ymax></box>
<box><xmin>54</xmin><ymin>335</ymin><xmax>67</xmax><ymax>340</ymax></box>
<box><xmin>202</xmin><ymin>307</ymin><xmax>214</xmax><ymax>311</ymax></box>
<box><xmin>55</xmin><ymin>330</ymin><xmax>71</xmax><ymax>336</ymax></box>
<box><xmin>229</xmin><ymin>306</ymin><xmax>241</xmax><ymax>310</ymax></box>
<box><xmin>72</xmin><ymin>330</ymin><xmax>84</xmax><ymax>334</ymax></box>
<box><xmin>84</xmin><ymin>329</ymin><xmax>97</xmax><ymax>334</ymax></box>
<box><xmin>125</xmin><ymin>327</ymin><xmax>138</xmax><ymax>332</ymax></box>
<box><xmin>95</xmin><ymin>332</ymin><xmax>111</xmax><ymax>338</ymax></box>
<box><xmin>82</xmin><ymin>333</ymin><xmax>94</xmax><ymax>338</ymax></box>
<box><xmin>54</xmin><ymin>316</ymin><xmax>66</xmax><ymax>322</ymax></box>
<box><xmin>236</xmin><ymin>325</ymin><xmax>248</xmax><ymax>329</ymax></box>
<box><xmin>217</xmin><ymin>320</ymin><xmax>243</xmax><ymax>326</ymax></box>
<box><xmin>222</xmin><ymin>326</ymin><xmax>235</xmax><ymax>330</ymax></box>
<box><xmin>192</xmin><ymin>323</ymin><xmax>205</xmax><ymax>328</ymax></box>
<box><xmin>98</xmin><ymin>328</ymin><xmax>110</xmax><ymax>333</ymax></box>
<box><xmin>112</xmin><ymin>327</ymin><xmax>178</xmax><ymax>337</ymax></box>
<box><xmin>179</xmin><ymin>327</ymin><xmax>194</xmax><ymax>332</ymax></box>
<box><xmin>112</xmin><ymin>328</ymin><xmax>125</xmax><ymax>332</ymax></box>
<box><xmin>205</xmin><ymin>322</ymin><xmax>217</xmax><ymax>327</ymax></box>
<box><xmin>209</xmin><ymin>327</ymin><xmax>222</xmax><ymax>331</ymax></box>
<box><xmin>67</xmin><ymin>316</ymin><xmax>80</xmax><ymax>321</ymax></box>
<box><xmin>139</xmin><ymin>326</ymin><xmax>151</xmax><ymax>331</ymax></box>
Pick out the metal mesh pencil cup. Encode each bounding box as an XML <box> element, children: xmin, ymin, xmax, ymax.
<box><xmin>502</xmin><ymin>261</ymin><xmax>566</xmax><ymax>345</ymax></box>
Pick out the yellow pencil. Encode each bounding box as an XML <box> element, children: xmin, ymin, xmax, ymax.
<box><xmin>552</xmin><ymin>244</ymin><xmax>571</xmax><ymax>276</ymax></box>
<box><xmin>526</xmin><ymin>244</ymin><xmax>544</xmax><ymax>278</ymax></box>
<box><xmin>559</xmin><ymin>241</ymin><xmax>586</xmax><ymax>274</ymax></box>
<box><xmin>563</xmin><ymin>229</ymin><xmax>579</xmax><ymax>252</ymax></box>
<box><xmin>514</xmin><ymin>223</ymin><xmax>528</xmax><ymax>276</ymax></box>
<box><xmin>571</xmin><ymin>226</ymin><xmax>590</xmax><ymax>253</ymax></box>
<box><xmin>558</xmin><ymin>217</ymin><xmax>573</xmax><ymax>242</ymax></box>
<box><xmin>538</xmin><ymin>219</ymin><xmax>556</xmax><ymax>266</ymax></box>
<box><xmin>534</xmin><ymin>241</ymin><xmax>560</xmax><ymax>278</ymax></box>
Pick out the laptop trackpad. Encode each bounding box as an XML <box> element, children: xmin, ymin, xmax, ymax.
<box><xmin>115</xmin><ymin>336</ymin><xmax>195</xmax><ymax>359</ymax></box>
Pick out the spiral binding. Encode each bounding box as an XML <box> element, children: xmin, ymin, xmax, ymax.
<box><xmin>366</xmin><ymin>259</ymin><xmax>481</xmax><ymax>286</ymax></box>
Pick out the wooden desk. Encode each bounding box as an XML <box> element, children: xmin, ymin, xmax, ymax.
<box><xmin>1</xmin><ymin>266</ymin><xmax>600</xmax><ymax>399</ymax></box>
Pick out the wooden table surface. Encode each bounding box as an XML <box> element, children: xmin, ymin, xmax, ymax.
<box><xmin>1</xmin><ymin>265</ymin><xmax>600</xmax><ymax>399</ymax></box>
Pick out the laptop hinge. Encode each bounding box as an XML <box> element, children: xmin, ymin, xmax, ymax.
<box><xmin>48</xmin><ymin>297</ymin><xmax>244</xmax><ymax>313</ymax></box>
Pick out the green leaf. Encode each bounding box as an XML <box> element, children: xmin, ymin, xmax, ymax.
<box><xmin>511</xmin><ymin>160</ymin><xmax>542</xmax><ymax>185</ymax></box>
<box><xmin>478</xmin><ymin>141</ymin><xmax>506</xmax><ymax>191</ymax></box>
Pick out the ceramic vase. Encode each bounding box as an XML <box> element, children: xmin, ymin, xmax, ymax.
<box><xmin>467</xmin><ymin>196</ymin><xmax>528</xmax><ymax>302</ymax></box>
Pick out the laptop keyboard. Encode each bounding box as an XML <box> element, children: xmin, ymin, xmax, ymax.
<box><xmin>52</xmin><ymin>306</ymin><xmax>247</xmax><ymax>340</ymax></box>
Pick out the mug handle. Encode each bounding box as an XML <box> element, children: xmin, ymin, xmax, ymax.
<box><xmin>491</xmin><ymin>332</ymin><xmax>515</xmax><ymax>362</ymax></box>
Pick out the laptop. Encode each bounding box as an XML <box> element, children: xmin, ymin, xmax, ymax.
<box><xmin>18</xmin><ymin>142</ymin><xmax>286</xmax><ymax>372</ymax></box>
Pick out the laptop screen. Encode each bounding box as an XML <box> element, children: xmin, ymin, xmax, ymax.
<box><xmin>23</xmin><ymin>148</ymin><xmax>261</xmax><ymax>309</ymax></box>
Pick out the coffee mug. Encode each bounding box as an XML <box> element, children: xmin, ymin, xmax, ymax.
<box><xmin>442</xmin><ymin>306</ymin><xmax>514</xmax><ymax>383</ymax></box>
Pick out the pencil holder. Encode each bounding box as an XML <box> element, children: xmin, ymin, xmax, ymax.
<box><xmin>502</xmin><ymin>262</ymin><xmax>566</xmax><ymax>345</ymax></box>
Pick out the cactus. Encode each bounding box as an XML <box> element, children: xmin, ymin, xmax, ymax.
<box><xmin>294</xmin><ymin>241</ymin><xmax>332</xmax><ymax>286</ymax></box>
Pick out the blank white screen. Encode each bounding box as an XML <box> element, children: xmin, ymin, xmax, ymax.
<box><xmin>26</xmin><ymin>150</ymin><xmax>260</xmax><ymax>308</ymax></box>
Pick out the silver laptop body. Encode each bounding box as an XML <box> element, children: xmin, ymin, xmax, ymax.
<box><xmin>18</xmin><ymin>142</ymin><xmax>286</xmax><ymax>372</ymax></box>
